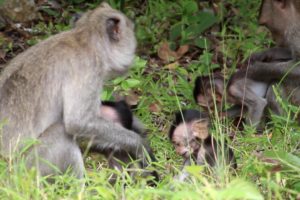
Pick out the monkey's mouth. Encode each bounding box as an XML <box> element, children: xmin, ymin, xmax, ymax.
<box><xmin>181</xmin><ymin>152</ymin><xmax>189</xmax><ymax>158</ymax></box>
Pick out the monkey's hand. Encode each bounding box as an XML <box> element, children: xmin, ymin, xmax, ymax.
<box><xmin>137</xmin><ymin>139</ymin><xmax>157</xmax><ymax>167</ymax></box>
<box><xmin>248</xmin><ymin>47</ymin><xmax>292</xmax><ymax>64</ymax></box>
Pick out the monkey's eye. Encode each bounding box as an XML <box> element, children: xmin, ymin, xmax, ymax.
<box><xmin>173</xmin><ymin>142</ymin><xmax>181</xmax><ymax>147</ymax></box>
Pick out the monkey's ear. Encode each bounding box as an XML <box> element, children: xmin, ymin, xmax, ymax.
<box><xmin>106</xmin><ymin>17</ymin><xmax>121</xmax><ymax>41</ymax></box>
<box><xmin>100</xmin><ymin>2</ymin><xmax>112</xmax><ymax>9</ymax></box>
<box><xmin>191</xmin><ymin>119</ymin><xmax>209</xmax><ymax>140</ymax></box>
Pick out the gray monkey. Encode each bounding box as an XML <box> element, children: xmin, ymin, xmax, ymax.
<box><xmin>0</xmin><ymin>3</ymin><xmax>154</xmax><ymax>178</ymax></box>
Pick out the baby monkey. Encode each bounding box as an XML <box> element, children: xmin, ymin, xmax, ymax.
<box><xmin>90</xmin><ymin>100</ymin><xmax>158</xmax><ymax>184</ymax></box>
<box><xmin>169</xmin><ymin>109</ymin><xmax>236</xmax><ymax>181</ymax></box>
<box><xmin>193</xmin><ymin>73</ymin><xmax>267</xmax><ymax>126</ymax></box>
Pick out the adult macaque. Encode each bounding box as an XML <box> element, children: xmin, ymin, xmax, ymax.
<box><xmin>194</xmin><ymin>0</ymin><xmax>300</xmax><ymax>130</ymax></box>
<box><xmin>169</xmin><ymin>109</ymin><xmax>236</xmax><ymax>181</ymax></box>
<box><xmin>228</xmin><ymin>0</ymin><xmax>300</xmax><ymax>125</ymax></box>
<box><xmin>246</xmin><ymin>0</ymin><xmax>300</xmax><ymax>83</ymax></box>
<box><xmin>0</xmin><ymin>3</ymin><xmax>154</xmax><ymax>178</ymax></box>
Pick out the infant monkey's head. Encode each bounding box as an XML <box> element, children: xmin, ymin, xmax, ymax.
<box><xmin>169</xmin><ymin>110</ymin><xmax>209</xmax><ymax>160</ymax></box>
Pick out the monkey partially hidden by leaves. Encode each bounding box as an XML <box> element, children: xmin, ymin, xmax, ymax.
<box><xmin>194</xmin><ymin>0</ymin><xmax>300</xmax><ymax>131</ymax></box>
<box><xmin>89</xmin><ymin>100</ymin><xmax>158</xmax><ymax>184</ymax></box>
<box><xmin>169</xmin><ymin>110</ymin><xmax>236</xmax><ymax>181</ymax></box>
<box><xmin>193</xmin><ymin>72</ymin><xmax>274</xmax><ymax>132</ymax></box>
<box><xmin>0</xmin><ymin>3</ymin><xmax>156</xmax><ymax>179</ymax></box>
<box><xmin>244</xmin><ymin>0</ymin><xmax>300</xmax><ymax>110</ymax></box>
<box><xmin>194</xmin><ymin>55</ymin><xmax>293</xmax><ymax>131</ymax></box>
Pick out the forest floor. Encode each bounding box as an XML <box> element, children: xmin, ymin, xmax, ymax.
<box><xmin>0</xmin><ymin>0</ymin><xmax>299</xmax><ymax>199</ymax></box>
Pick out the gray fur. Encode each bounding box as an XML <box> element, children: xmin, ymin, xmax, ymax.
<box><xmin>0</xmin><ymin>3</ymin><xmax>149</xmax><ymax>178</ymax></box>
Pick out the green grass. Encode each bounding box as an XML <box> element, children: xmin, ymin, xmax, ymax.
<box><xmin>0</xmin><ymin>0</ymin><xmax>299</xmax><ymax>199</ymax></box>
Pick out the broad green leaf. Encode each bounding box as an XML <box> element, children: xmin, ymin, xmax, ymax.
<box><xmin>125</xmin><ymin>79</ymin><xmax>140</xmax><ymax>88</ymax></box>
<box><xmin>181</xmin><ymin>0</ymin><xmax>198</xmax><ymax>15</ymax></box>
<box><xmin>170</xmin><ymin>22</ymin><xmax>183</xmax><ymax>41</ymax></box>
<box><xmin>186</xmin><ymin>11</ymin><xmax>218</xmax><ymax>35</ymax></box>
<box><xmin>132</xmin><ymin>57</ymin><xmax>147</xmax><ymax>69</ymax></box>
<box><xmin>264</xmin><ymin>150</ymin><xmax>300</xmax><ymax>168</ymax></box>
<box><xmin>216</xmin><ymin>179</ymin><xmax>264</xmax><ymax>200</ymax></box>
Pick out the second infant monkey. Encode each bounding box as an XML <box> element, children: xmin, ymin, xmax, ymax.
<box><xmin>193</xmin><ymin>49</ymin><xmax>292</xmax><ymax>132</ymax></box>
<box><xmin>169</xmin><ymin>110</ymin><xmax>236</xmax><ymax>181</ymax></box>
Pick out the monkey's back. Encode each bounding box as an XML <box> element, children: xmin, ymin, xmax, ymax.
<box><xmin>0</xmin><ymin>28</ymin><xmax>96</xmax><ymax>155</ymax></box>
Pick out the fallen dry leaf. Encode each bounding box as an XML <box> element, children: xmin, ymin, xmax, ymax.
<box><xmin>157</xmin><ymin>42</ymin><xmax>189</xmax><ymax>62</ymax></box>
<box><xmin>149</xmin><ymin>102</ymin><xmax>161</xmax><ymax>113</ymax></box>
<box><xmin>165</xmin><ymin>61</ymin><xmax>179</xmax><ymax>70</ymax></box>
<box><xmin>157</xmin><ymin>42</ymin><xmax>178</xmax><ymax>62</ymax></box>
<box><xmin>270</xmin><ymin>165</ymin><xmax>283</xmax><ymax>173</ymax></box>
<box><xmin>176</xmin><ymin>45</ymin><xmax>189</xmax><ymax>58</ymax></box>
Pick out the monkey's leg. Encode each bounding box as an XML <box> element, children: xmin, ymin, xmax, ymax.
<box><xmin>248</xmin><ymin>47</ymin><xmax>292</xmax><ymax>64</ymax></box>
<box><xmin>27</xmin><ymin>123</ymin><xmax>84</xmax><ymax>179</ymax></box>
<box><xmin>248</xmin><ymin>61</ymin><xmax>300</xmax><ymax>83</ymax></box>
<box><xmin>265</xmin><ymin>84</ymin><xmax>284</xmax><ymax>116</ymax></box>
<box><xmin>228</xmin><ymin>79</ymin><xmax>267</xmax><ymax>131</ymax></box>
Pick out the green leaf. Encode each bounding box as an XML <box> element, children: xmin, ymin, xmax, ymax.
<box><xmin>125</xmin><ymin>79</ymin><xmax>141</xmax><ymax>88</ymax></box>
<box><xmin>194</xmin><ymin>38</ymin><xmax>210</xmax><ymax>49</ymax></box>
<box><xmin>41</xmin><ymin>8</ymin><xmax>60</xmax><ymax>17</ymax></box>
<box><xmin>101</xmin><ymin>89</ymin><xmax>113</xmax><ymax>101</ymax></box>
<box><xmin>186</xmin><ymin>11</ymin><xmax>218</xmax><ymax>35</ymax></box>
<box><xmin>120</xmin><ymin>79</ymin><xmax>140</xmax><ymax>90</ymax></box>
<box><xmin>292</xmin><ymin>181</ymin><xmax>300</xmax><ymax>192</ymax></box>
<box><xmin>264</xmin><ymin>150</ymin><xmax>300</xmax><ymax>168</ymax></box>
<box><xmin>170</xmin><ymin>22</ymin><xmax>183</xmax><ymax>41</ymax></box>
<box><xmin>217</xmin><ymin>179</ymin><xmax>263</xmax><ymax>200</ymax></box>
<box><xmin>132</xmin><ymin>57</ymin><xmax>147</xmax><ymax>69</ymax></box>
<box><xmin>112</xmin><ymin>77</ymin><xmax>125</xmax><ymax>85</ymax></box>
<box><xmin>181</xmin><ymin>0</ymin><xmax>198</xmax><ymax>15</ymax></box>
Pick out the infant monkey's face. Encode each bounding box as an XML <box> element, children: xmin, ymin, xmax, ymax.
<box><xmin>171</xmin><ymin>119</ymin><xmax>209</xmax><ymax>159</ymax></box>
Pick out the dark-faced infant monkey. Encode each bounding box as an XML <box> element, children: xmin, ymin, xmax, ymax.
<box><xmin>194</xmin><ymin>73</ymin><xmax>271</xmax><ymax>131</ymax></box>
<box><xmin>0</xmin><ymin>3</ymin><xmax>155</xmax><ymax>179</ymax></box>
<box><xmin>89</xmin><ymin>100</ymin><xmax>158</xmax><ymax>183</ymax></box>
<box><xmin>169</xmin><ymin>109</ymin><xmax>236</xmax><ymax>181</ymax></box>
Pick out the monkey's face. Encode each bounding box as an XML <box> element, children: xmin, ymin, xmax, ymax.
<box><xmin>77</xmin><ymin>3</ymin><xmax>137</xmax><ymax>75</ymax></box>
<box><xmin>100</xmin><ymin>105</ymin><xmax>120</xmax><ymax>124</ymax></box>
<box><xmin>171</xmin><ymin>120</ymin><xmax>209</xmax><ymax>159</ymax></box>
<box><xmin>194</xmin><ymin>76</ymin><xmax>224</xmax><ymax>111</ymax></box>
<box><xmin>258</xmin><ymin>0</ymin><xmax>293</xmax><ymax>46</ymax></box>
<box><xmin>196</xmin><ymin>89</ymin><xmax>222</xmax><ymax>111</ymax></box>
<box><xmin>101</xmin><ymin>4</ymin><xmax>137</xmax><ymax>74</ymax></box>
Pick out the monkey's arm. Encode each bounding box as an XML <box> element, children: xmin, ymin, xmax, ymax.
<box><xmin>248</xmin><ymin>47</ymin><xmax>292</xmax><ymax>63</ymax></box>
<box><xmin>221</xmin><ymin>105</ymin><xmax>244</xmax><ymax>118</ymax></box>
<box><xmin>62</xmin><ymin>76</ymin><xmax>149</xmax><ymax>157</ymax></box>
<box><xmin>247</xmin><ymin>60</ymin><xmax>300</xmax><ymax>83</ymax></box>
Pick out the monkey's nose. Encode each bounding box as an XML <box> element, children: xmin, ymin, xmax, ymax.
<box><xmin>258</xmin><ymin>15</ymin><xmax>268</xmax><ymax>26</ymax></box>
